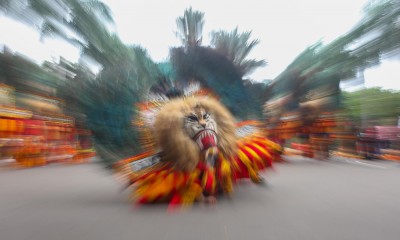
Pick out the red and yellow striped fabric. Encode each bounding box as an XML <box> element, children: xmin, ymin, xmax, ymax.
<box><xmin>124</xmin><ymin>136</ymin><xmax>281</xmax><ymax>206</ymax></box>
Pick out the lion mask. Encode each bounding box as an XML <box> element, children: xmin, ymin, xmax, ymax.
<box><xmin>153</xmin><ymin>97</ymin><xmax>237</xmax><ymax>171</ymax></box>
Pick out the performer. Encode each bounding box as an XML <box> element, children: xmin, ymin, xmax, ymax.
<box><xmin>114</xmin><ymin>87</ymin><xmax>281</xmax><ymax>207</ymax></box>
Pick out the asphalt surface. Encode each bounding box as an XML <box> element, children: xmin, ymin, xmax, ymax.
<box><xmin>1</xmin><ymin>157</ymin><xmax>400</xmax><ymax>240</ymax></box>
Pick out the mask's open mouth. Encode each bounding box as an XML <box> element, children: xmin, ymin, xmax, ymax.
<box><xmin>192</xmin><ymin>129</ymin><xmax>218</xmax><ymax>151</ymax></box>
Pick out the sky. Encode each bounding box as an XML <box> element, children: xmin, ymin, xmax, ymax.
<box><xmin>0</xmin><ymin>15</ymin><xmax>81</xmax><ymax>63</ymax></box>
<box><xmin>1</xmin><ymin>0</ymin><xmax>399</xmax><ymax>90</ymax></box>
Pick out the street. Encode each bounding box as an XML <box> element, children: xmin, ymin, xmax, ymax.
<box><xmin>1</xmin><ymin>157</ymin><xmax>400</xmax><ymax>240</ymax></box>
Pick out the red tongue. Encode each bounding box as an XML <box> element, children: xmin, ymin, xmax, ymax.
<box><xmin>201</xmin><ymin>134</ymin><xmax>217</xmax><ymax>150</ymax></box>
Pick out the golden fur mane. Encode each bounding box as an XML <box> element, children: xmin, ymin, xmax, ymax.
<box><xmin>153</xmin><ymin>97</ymin><xmax>237</xmax><ymax>171</ymax></box>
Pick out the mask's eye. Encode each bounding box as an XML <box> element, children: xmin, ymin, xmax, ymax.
<box><xmin>187</xmin><ymin>115</ymin><xmax>198</xmax><ymax>121</ymax></box>
<box><xmin>203</xmin><ymin>113</ymin><xmax>210</xmax><ymax>120</ymax></box>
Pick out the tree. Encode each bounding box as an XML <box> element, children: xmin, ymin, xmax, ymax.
<box><xmin>175</xmin><ymin>7</ymin><xmax>204</xmax><ymax>47</ymax></box>
<box><xmin>0</xmin><ymin>50</ymin><xmax>62</xmax><ymax>93</ymax></box>
<box><xmin>343</xmin><ymin>88</ymin><xmax>400</xmax><ymax>126</ymax></box>
<box><xmin>211</xmin><ymin>27</ymin><xmax>266</xmax><ymax>77</ymax></box>
<box><xmin>170</xmin><ymin>46</ymin><xmax>262</xmax><ymax>119</ymax></box>
<box><xmin>170</xmin><ymin>8</ymin><xmax>266</xmax><ymax>119</ymax></box>
<box><xmin>266</xmin><ymin>0</ymin><xmax>400</xmax><ymax>115</ymax></box>
<box><xmin>358</xmin><ymin>0</ymin><xmax>400</xmax><ymax>56</ymax></box>
<box><xmin>1</xmin><ymin>0</ymin><xmax>161</xmax><ymax>167</ymax></box>
<box><xmin>0</xmin><ymin>0</ymin><xmax>115</xmax><ymax>67</ymax></box>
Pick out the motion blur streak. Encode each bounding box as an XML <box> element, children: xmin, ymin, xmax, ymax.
<box><xmin>0</xmin><ymin>0</ymin><xmax>400</xmax><ymax>239</ymax></box>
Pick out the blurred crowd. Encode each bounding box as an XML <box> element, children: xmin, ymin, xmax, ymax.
<box><xmin>265</xmin><ymin>105</ymin><xmax>400</xmax><ymax>161</ymax></box>
<box><xmin>0</xmin><ymin>51</ymin><xmax>95</xmax><ymax>168</ymax></box>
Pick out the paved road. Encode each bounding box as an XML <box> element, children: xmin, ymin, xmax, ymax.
<box><xmin>1</xmin><ymin>157</ymin><xmax>400</xmax><ymax>240</ymax></box>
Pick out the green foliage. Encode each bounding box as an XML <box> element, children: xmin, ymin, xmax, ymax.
<box><xmin>268</xmin><ymin>0</ymin><xmax>400</xmax><ymax>114</ymax></box>
<box><xmin>0</xmin><ymin>52</ymin><xmax>61</xmax><ymax>91</ymax></box>
<box><xmin>171</xmin><ymin>46</ymin><xmax>261</xmax><ymax>119</ymax></box>
<box><xmin>342</xmin><ymin>88</ymin><xmax>400</xmax><ymax>125</ymax></box>
<box><xmin>157</xmin><ymin>62</ymin><xmax>175</xmax><ymax>82</ymax></box>
<box><xmin>172</xmin><ymin>9</ymin><xmax>266</xmax><ymax>119</ymax></box>
<box><xmin>175</xmin><ymin>7</ymin><xmax>204</xmax><ymax>47</ymax></box>
<box><xmin>2</xmin><ymin>3</ymin><xmax>271</xmax><ymax>166</ymax></box>
<box><xmin>56</xmin><ymin>45</ymin><xmax>160</xmax><ymax>167</ymax></box>
<box><xmin>1</xmin><ymin>0</ymin><xmax>162</xmax><ymax>166</ymax></box>
<box><xmin>211</xmin><ymin>27</ymin><xmax>266</xmax><ymax>77</ymax></box>
<box><xmin>361</xmin><ymin>0</ymin><xmax>400</xmax><ymax>54</ymax></box>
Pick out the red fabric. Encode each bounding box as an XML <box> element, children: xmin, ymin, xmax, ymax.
<box><xmin>124</xmin><ymin>136</ymin><xmax>279</xmax><ymax>205</ymax></box>
<box><xmin>203</xmin><ymin>167</ymin><xmax>215</xmax><ymax>194</ymax></box>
